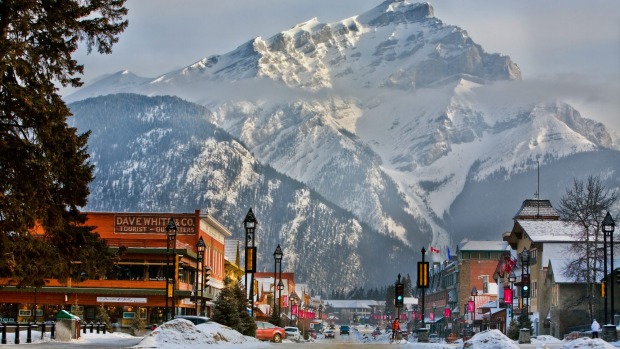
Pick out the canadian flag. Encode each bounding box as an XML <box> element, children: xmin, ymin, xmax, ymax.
<box><xmin>430</xmin><ymin>246</ymin><xmax>440</xmax><ymax>253</ymax></box>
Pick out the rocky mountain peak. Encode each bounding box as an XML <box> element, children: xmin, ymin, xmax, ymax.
<box><xmin>357</xmin><ymin>1</ymin><xmax>434</xmax><ymax>27</ymax></box>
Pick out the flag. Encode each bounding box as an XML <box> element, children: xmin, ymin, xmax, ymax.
<box><xmin>505</xmin><ymin>257</ymin><xmax>517</xmax><ymax>275</ymax></box>
<box><xmin>430</xmin><ymin>246</ymin><xmax>440</xmax><ymax>253</ymax></box>
<box><xmin>447</xmin><ymin>247</ymin><xmax>452</xmax><ymax>260</ymax></box>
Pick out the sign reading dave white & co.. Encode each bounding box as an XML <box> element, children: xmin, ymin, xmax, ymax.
<box><xmin>114</xmin><ymin>214</ymin><xmax>196</xmax><ymax>234</ymax></box>
<box><xmin>97</xmin><ymin>297</ymin><xmax>147</xmax><ymax>303</ymax></box>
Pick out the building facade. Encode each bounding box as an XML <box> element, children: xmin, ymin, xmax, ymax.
<box><xmin>0</xmin><ymin>210</ymin><xmax>230</xmax><ymax>327</ymax></box>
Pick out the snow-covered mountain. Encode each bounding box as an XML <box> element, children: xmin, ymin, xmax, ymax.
<box><xmin>67</xmin><ymin>0</ymin><xmax>619</xmax><ymax>287</ymax></box>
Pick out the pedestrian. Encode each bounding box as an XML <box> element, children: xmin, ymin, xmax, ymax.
<box><xmin>391</xmin><ymin>318</ymin><xmax>401</xmax><ymax>340</ymax></box>
<box><xmin>591</xmin><ymin>319</ymin><xmax>600</xmax><ymax>339</ymax></box>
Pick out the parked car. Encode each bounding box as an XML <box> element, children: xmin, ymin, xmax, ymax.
<box><xmin>255</xmin><ymin>321</ymin><xmax>287</xmax><ymax>343</ymax></box>
<box><xmin>284</xmin><ymin>326</ymin><xmax>301</xmax><ymax>342</ymax></box>
<box><xmin>429</xmin><ymin>333</ymin><xmax>441</xmax><ymax>343</ymax></box>
<box><xmin>324</xmin><ymin>329</ymin><xmax>335</xmax><ymax>338</ymax></box>
<box><xmin>340</xmin><ymin>325</ymin><xmax>350</xmax><ymax>335</ymax></box>
<box><xmin>173</xmin><ymin>315</ymin><xmax>210</xmax><ymax>325</ymax></box>
<box><xmin>308</xmin><ymin>328</ymin><xmax>318</xmax><ymax>339</ymax></box>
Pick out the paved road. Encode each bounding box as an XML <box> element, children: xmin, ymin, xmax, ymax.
<box><xmin>0</xmin><ymin>337</ymin><xmax>142</xmax><ymax>349</ymax></box>
<box><xmin>0</xmin><ymin>327</ymin><xmax>610</xmax><ymax>349</ymax></box>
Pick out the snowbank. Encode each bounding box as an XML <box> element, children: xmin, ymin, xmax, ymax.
<box><xmin>562</xmin><ymin>337</ymin><xmax>617</xmax><ymax>349</ymax></box>
<box><xmin>462</xmin><ymin>329</ymin><xmax>520</xmax><ymax>349</ymax></box>
<box><xmin>133</xmin><ymin>319</ymin><xmax>269</xmax><ymax>349</ymax></box>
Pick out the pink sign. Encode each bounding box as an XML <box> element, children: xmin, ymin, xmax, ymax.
<box><xmin>504</xmin><ymin>288</ymin><xmax>513</xmax><ymax>304</ymax></box>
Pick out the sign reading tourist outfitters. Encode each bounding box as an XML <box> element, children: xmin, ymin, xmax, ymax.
<box><xmin>114</xmin><ymin>214</ymin><xmax>196</xmax><ymax>234</ymax></box>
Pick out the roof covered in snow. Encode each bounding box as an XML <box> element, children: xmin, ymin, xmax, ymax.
<box><xmin>516</xmin><ymin>220</ymin><xmax>581</xmax><ymax>242</ymax></box>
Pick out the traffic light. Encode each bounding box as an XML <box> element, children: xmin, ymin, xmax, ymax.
<box><xmin>395</xmin><ymin>282</ymin><xmax>404</xmax><ymax>307</ymax></box>
<box><xmin>521</xmin><ymin>274</ymin><xmax>530</xmax><ymax>298</ymax></box>
<box><xmin>616</xmin><ymin>268</ymin><xmax>620</xmax><ymax>284</ymax></box>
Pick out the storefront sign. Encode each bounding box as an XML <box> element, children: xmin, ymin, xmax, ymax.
<box><xmin>114</xmin><ymin>214</ymin><xmax>196</xmax><ymax>234</ymax></box>
<box><xmin>96</xmin><ymin>297</ymin><xmax>147</xmax><ymax>303</ymax></box>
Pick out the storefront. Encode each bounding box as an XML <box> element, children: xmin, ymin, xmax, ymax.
<box><xmin>0</xmin><ymin>210</ymin><xmax>230</xmax><ymax>327</ymax></box>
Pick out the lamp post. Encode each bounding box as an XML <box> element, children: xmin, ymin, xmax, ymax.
<box><xmin>165</xmin><ymin>218</ymin><xmax>178</xmax><ymax>321</ymax></box>
<box><xmin>471</xmin><ymin>286</ymin><xmax>477</xmax><ymax>331</ymax></box>
<box><xmin>244</xmin><ymin>209</ymin><xmax>257</xmax><ymax>317</ymax></box>
<box><xmin>603</xmin><ymin>212</ymin><xmax>616</xmax><ymax>322</ymax></box>
<box><xmin>195</xmin><ymin>237</ymin><xmax>205</xmax><ymax>315</ymax></box>
<box><xmin>278</xmin><ymin>279</ymin><xmax>284</xmax><ymax>322</ymax></box>
<box><xmin>432</xmin><ymin>303</ymin><xmax>436</xmax><ymax>334</ymax></box>
<box><xmin>290</xmin><ymin>295</ymin><xmax>298</xmax><ymax>326</ymax></box>
<box><xmin>444</xmin><ymin>306</ymin><xmax>450</xmax><ymax>339</ymax></box>
<box><xmin>273</xmin><ymin>244</ymin><xmax>283</xmax><ymax>322</ymax></box>
<box><xmin>509</xmin><ymin>271</ymin><xmax>516</xmax><ymax>323</ymax></box>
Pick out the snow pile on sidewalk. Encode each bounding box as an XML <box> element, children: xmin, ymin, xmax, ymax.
<box><xmin>461</xmin><ymin>329</ymin><xmax>520</xmax><ymax>349</ymax></box>
<box><xmin>533</xmin><ymin>335</ymin><xmax>563</xmax><ymax>344</ymax></box>
<box><xmin>562</xmin><ymin>337</ymin><xmax>616</xmax><ymax>349</ymax></box>
<box><xmin>133</xmin><ymin>319</ymin><xmax>268</xmax><ymax>349</ymax></box>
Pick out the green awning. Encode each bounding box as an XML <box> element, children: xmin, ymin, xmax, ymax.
<box><xmin>56</xmin><ymin>310</ymin><xmax>79</xmax><ymax>320</ymax></box>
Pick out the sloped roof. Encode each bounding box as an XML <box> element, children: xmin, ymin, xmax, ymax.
<box><xmin>513</xmin><ymin>199</ymin><xmax>560</xmax><ymax>220</ymax></box>
<box><xmin>516</xmin><ymin>220</ymin><xmax>581</xmax><ymax>242</ymax></box>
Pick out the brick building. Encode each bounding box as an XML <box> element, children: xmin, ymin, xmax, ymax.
<box><xmin>0</xmin><ymin>210</ymin><xmax>230</xmax><ymax>328</ymax></box>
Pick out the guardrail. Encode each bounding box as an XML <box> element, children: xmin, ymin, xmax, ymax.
<box><xmin>1</xmin><ymin>322</ymin><xmax>55</xmax><ymax>344</ymax></box>
<box><xmin>0</xmin><ymin>321</ymin><xmax>107</xmax><ymax>345</ymax></box>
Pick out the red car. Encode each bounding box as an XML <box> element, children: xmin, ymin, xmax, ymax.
<box><xmin>255</xmin><ymin>321</ymin><xmax>287</xmax><ymax>343</ymax></box>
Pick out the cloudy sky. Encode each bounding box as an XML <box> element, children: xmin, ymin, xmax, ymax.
<box><xmin>71</xmin><ymin>0</ymin><xmax>620</xmax><ymax>133</ymax></box>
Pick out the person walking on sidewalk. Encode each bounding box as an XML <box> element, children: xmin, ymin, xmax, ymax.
<box><xmin>591</xmin><ymin>319</ymin><xmax>600</xmax><ymax>338</ymax></box>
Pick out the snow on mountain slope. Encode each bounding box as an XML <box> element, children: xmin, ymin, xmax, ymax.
<box><xmin>65</xmin><ymin>0</ymin><xmax>615</xmax><ymax>251</ymax></box>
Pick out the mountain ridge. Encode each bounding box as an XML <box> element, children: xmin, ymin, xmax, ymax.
<box><xmin>65</xmin><ymin>1</ymin><xmax>619</xmax><ymax>287</ymax></box>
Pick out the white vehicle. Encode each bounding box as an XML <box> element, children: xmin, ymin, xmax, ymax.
<box><xmin>284</xmin><ymin>326</ymin><xmax>302</xmax><ymax>341</ymax></box>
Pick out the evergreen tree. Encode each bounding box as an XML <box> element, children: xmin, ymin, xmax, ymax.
<box><xmin>212</xmin><ymin>277</ymin><xmax>256</xmax><ymax>336</ymax></box>
<box><xmin>96</xmin><ymin>305</ymin><xmax>113</xmax><ymax>333</ymax></box>
<box><xmin>0</xmin><ymin>0</ymin><xmax>128</xmax><ymax>287</ymax></box>
<box><xmin>507</xmin><ymin>318</ymin><xmax>520</xmax><ymax>340</ymax></box>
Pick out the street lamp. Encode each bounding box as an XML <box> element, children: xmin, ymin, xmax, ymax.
<box><xmin>195</xmin><ymin>237</ymin><xmax>205</xmax><ymax>315</ymax></box>
<box><xmin>508</xmin><ymin>271</ymin><xmax>516</xmax><ymax>323</ymax></box>
<box><xmin>244</xmin><ymin>209</ymin><xmax>257</xmax><ymax>317</ymax></box>
<box><xmin>471</xmin><ymin>286</ymin><xmax>478</xmax><ymax>331</ymax></box>
<box><xmin>603</xmin><ymin>212</ymin><xmax>616</xmax><ymax>321</ymax></box>
<box><xmin>273</xmin><ymin>244</ymin><xmax>283</xmax><ymax>322</ymax></box>
<box><xmin>165</xmin><ymin>217</ymin><xmax>177</xmax><ymax>321</ymax></box>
